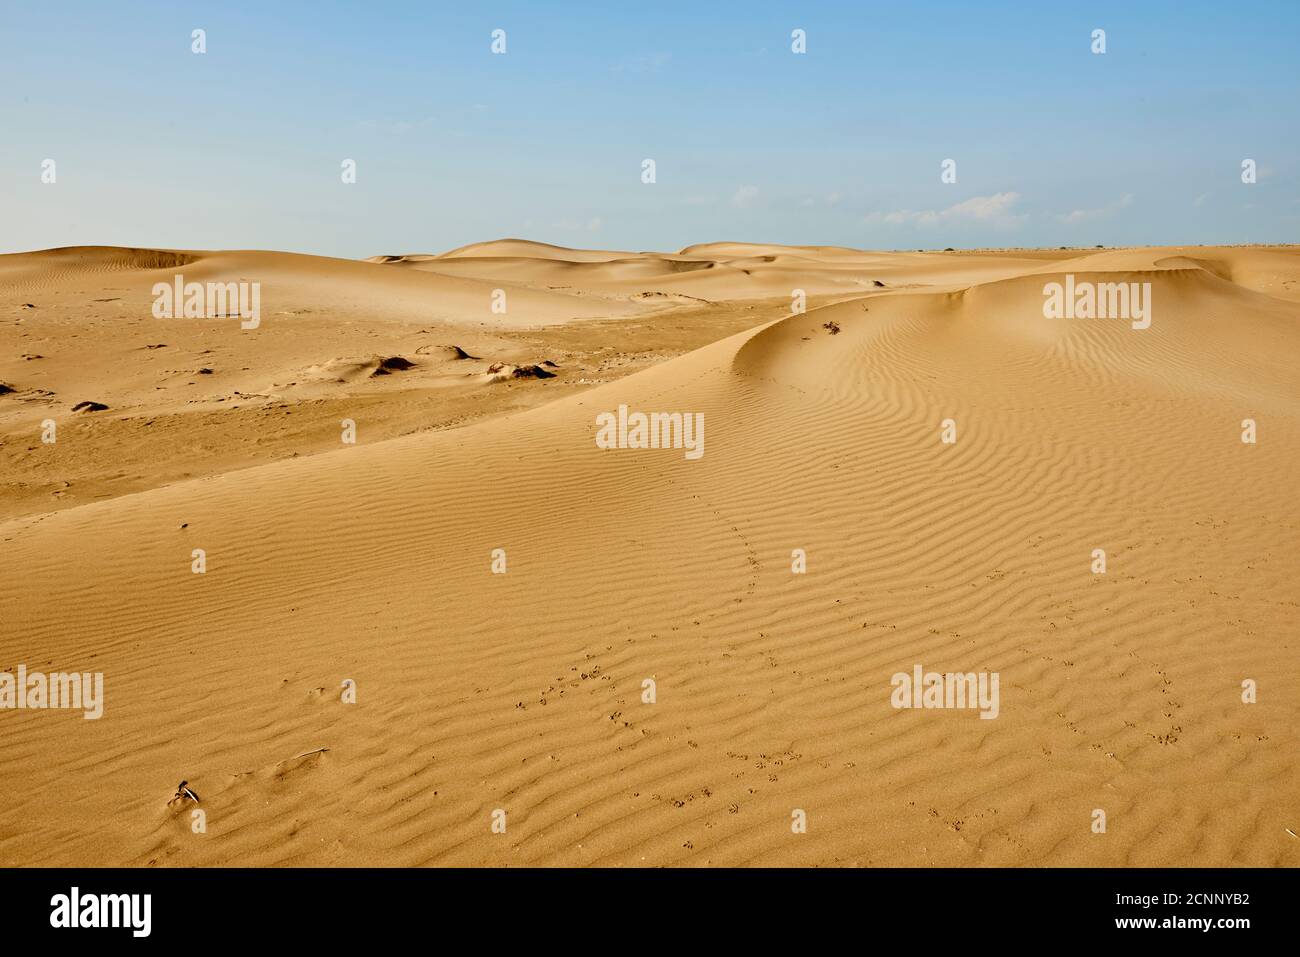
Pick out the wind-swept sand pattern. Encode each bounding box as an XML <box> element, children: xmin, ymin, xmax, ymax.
<box><xmin>1</xmin><ymin>242</ymin><xmax>1298</xmax><ymax>866</ymax></box>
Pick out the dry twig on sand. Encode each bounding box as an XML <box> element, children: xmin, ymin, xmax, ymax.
<box><xmin>167</xmin><ymin>780</ymin><xmax>200</xmax><ymax>806</ymax></box>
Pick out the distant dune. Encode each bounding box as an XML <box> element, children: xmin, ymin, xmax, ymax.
<box><xmin>1</xmin><ymin>242</ymin><xmax>1297</xmax><ymax>866</ymax></box>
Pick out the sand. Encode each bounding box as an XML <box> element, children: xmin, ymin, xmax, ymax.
<box><xmin>0</xmin><ymin>241</ymin><xmax>1297</xmax><ymax>866</ymax></box>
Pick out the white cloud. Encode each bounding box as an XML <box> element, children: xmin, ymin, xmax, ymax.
<box><xmin>1059</xmin><ymin>193</ymin><xmax>1133</xmax><ymax>224</ymax></box>
<box><xmin>550</xmin><ymin>216</ymin><xmax>605</xmax><ymax>233</ymax></box>
<box><xmin>731</xmin><ymin>185</ymin><xmax>760</xmax><ymax>209</ymax></box>
<box><xmin>358</xmin><ymin>116</ymin><xmax>438</xmax><ymax>135</ymax></box>
<box><xmin>615</xmin><ymin>52</ymin><xmax>672</xmax><ymax>74</ymax></box>
<box><xmin>801</xmin><ymin>192</ymin><xmax>843</xmax><ymax>208</ymax></box>
<box><xmin>864</xmin><ymin>191</ymin><xmax>1024</xmax><ymax>227</ymax></box>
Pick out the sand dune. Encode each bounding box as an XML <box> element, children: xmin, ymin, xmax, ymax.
<box><xmin>1</xmin><ymin>242</ymin><xmax>1297</xmax><ymax>866</ymax></box>
<box><xmin>437</xmin><ymin>238</ymin><xmax>643</xmax><ymax>262</ymax></box>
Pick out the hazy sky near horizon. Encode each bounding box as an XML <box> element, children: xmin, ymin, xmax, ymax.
<box><xmin>3</xmin><ymin>0</ymin><xmax>1297</xmax><ymax>259</ymax></box>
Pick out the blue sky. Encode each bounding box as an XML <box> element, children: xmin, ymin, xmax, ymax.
<box><xmin>2</xmin><ymin>0</ymin><xmax>1296</xmax><ymax>257</ymax></box>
